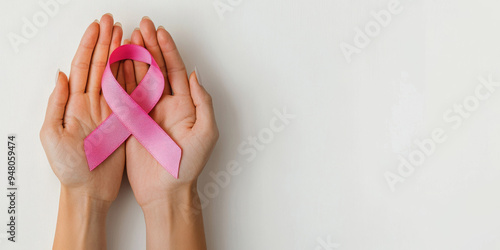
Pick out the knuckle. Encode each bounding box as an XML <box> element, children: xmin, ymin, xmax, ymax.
<box><xmin>71</xmin><ymin>60</ymin><xmax>90</xmax><ymax>70</ymax></box>
<box><xmin>91</xmin><ymin>60</ymin><xmax>107</xmax><ymax>69</ymax></box>
<box><xmin>97</xmin><ymin>39</ymin><xmax>112</xmax><ymax>47</ymax></box>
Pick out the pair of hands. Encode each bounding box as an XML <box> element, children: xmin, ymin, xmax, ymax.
<box><xmin>40</xmin><ymin>14</ymin><xmax>217</xmax><ymax>249</ymax></box>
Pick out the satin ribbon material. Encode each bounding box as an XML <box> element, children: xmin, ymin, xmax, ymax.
<box><xmin>84</xmin><ymin>44</ymin><xmax>181</xmax><ymax>178</ymax></box>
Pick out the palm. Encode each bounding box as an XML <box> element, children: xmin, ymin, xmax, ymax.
<box><xmin>53</xmin><ymin>94</ymin><xmax>125</xmax><ymax>200</ymax></box>
<box><xmin>126</xmin><ymin>95</ymin><xmax>200</xmax><ymax>206</ymax></box>
<box><xmin>42</xmin><ymin>86</ymin><xmax>125</xmax><ymax>203</ymax></box>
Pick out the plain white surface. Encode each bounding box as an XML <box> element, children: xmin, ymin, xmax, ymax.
<box><xmin>2</xmin><ymin>0</ymin><xmax>500</xmax><ymax>249</ymax></box>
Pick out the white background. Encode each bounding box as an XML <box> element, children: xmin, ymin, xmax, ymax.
<box><xmin>1</xmin><ymin>0</ymin><xmax>500</xmax><ymax>249</ymax></box>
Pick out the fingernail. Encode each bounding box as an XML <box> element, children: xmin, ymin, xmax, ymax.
<box><xmin>194</xmin><ymin>66</ymin><xmax>202</xmax><ymax>86</ymax></box>
<box><xmin>134</xmin><ymin>27</ymin><xmax>140</xmax><ymax>31</ymax></box>
<box><xmin>114</xmin><ymin>22</ymin><xmax>122</xmax><ymax>27</ymax></box>
<box><xmin>105</xmin><ymin>13</ymin><xmax>113</xmax><ymax>18</ymax></box>
<box><xmin>142</xmin><ymin>16</ymin><xmax>151</xmax><ymax>20</ymax></box>
<box><xmin>93</xmin><ymin>19</ymin><xmax>99</xmax><ymax>23</ymax></box>
<box><xmin>55</xmin><ymin>68</ymin><xmax>60</xmax><ymax>85</ymax></box>
<box><xmin>158</xmin><ymin>25</ymin><xmax>165</xmax><ymax>30</ymax></box>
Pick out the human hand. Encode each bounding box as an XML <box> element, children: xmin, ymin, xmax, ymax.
<box><xmin>122</xmin><ymin>17</ymin><xmax>219</xmax><ymax>208</ymax></box>
<box><xmin>118</xmin><ymin>17</ymin><xmax>217</xmax><ymax>250</ymax></box>
<box><xmin>40</xmin><ymin>14</ymin><xmax>127</xmax><ymax>249</ymax></box>
<box><xmin>40</xmin><ymin>13</ymin><xmax>125</xmax><ymax>204</ymax></box>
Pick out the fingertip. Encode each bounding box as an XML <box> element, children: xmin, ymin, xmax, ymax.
<box><xmin>190</xmin><ymin>70</ymin><xmax>217</xmax><ymax>136</ymax></box>
<box><xmin>113</xmin><ymin>23</ymin><xmax>123</xmax><ymax>35</ymax></box>
<box><xmin>131</xmin><ymin>28</ymin><xmax>144</xmax><ymax>46</ymax></box>
<box><xmin>156</xmin><ymin>26</ymin><xmax>166</xmax><ymax>41</ymax></box>
<box><xmin>156</xmin><ymin>25</ymin><xmax>168</xmax><ymax>35</ymax></box>
<box><xmin>86</xmin><ymin>20</ymin><xmax>100</xmax><ymax>36</ymax></box>
<box><xmin>112</xmin><ymin>24</ymin><xmax>123</xmax><ymax>41</ymax></box>
<box><xmin>189</xmin><ymin>71</ymin><xmax>201</xmax><ymax>96</ymax></box>
<box><xmin>189</xmin><ymin>71</ymin><xmax>199</xmax><ymax>87</ymax></box>
<box><xmin>140</xmin><ymin>16</ymin><xmax>154</xmax><ymax>27</ymax></box>
<box><xmin>89</xmin><ymin>19</ymin><xmax>99</xmax><ymax>32</ymax></box>
<box><xmin>111</xmin><ymin>24</ymin><xmax>123</xmax><ymax>43</ymax></box>
<box><xmin>55</xmin><ymin>71</ymin><xmax>69</xmax><ymax>95</ymax></box>
<box><xmin>55</xmin><ymin>68</ymin><xmax>60</xmax><ymax>84</ymax></box>
<box><xmin>189</xmin><ymin>71</ymin><xmax>211</xmax><ymax>105</ymax></box>
<box><xmin>56</xmin><ymin>71</ymin><xmax>69</xmax><ymax>86</ymax></box>
<box><xmin>45</xmin><ymin>70</ymin><xmax>69</xmax><ymax>131</ymax></box>
<box><xmin>140</xmin><ymin>16</ymin><xmax>157</xmax><ymax>38</ymax></box>
<box><xmin>189</xmin><ymin>70</ymin><xmax>196</xmax><ymax>80</ymax></box>
<box><xmin>156</xmin><ymin>26</ymin><xmax>172</xmax><ymax>43</ymax></box>
<box><xmin>102</xmin><ymin>13</ymin><xmax>114</xmax><ymax>23</ymax></box>
<box><xmin>97</xmin><ymin>13</ymin><xmax>114</xmax><ymax>37</ymax></box>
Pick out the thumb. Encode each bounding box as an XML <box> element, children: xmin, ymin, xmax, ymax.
<box><xmin>42</xmin><ymin>70</ymin><xmax>69</xmax><ymax>137</ymax></box>
<box><xmin>189</xmin><ymin>70</ymin><xmax>218</xmax><ymax>139</ymax></box>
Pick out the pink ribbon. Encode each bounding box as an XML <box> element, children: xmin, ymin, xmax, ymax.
<box><xmin>84</xmin><ymin>44</ymin><xmax>181</xmax><ymax>178</ymax></box>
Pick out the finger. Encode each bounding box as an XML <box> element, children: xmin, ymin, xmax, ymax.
<box><xmin>69</xmin><ymin>20</ymin><xmax>99</xmax><ymax>94</ymax></box>
<box><xmin>43</xmin><ymin>70</ymin><xmax>69</xmax><ymax>135</ymax></box>
<box><xmin>124</xmin><ymin>60</ymin><xmax>137</xmax><ymax>94</ymax></box>
<box><xmin>109</xmin><ymin>22</ymin><xmax>123</xmax><ymax>82</ymax></box>
<box><xmin>189</xmin><ymin>71</ymin><xmax>217</xmax><ymax>135</ymax></box>
<box><xmin>157</xmin><ymin>26</ymin><xmax>190</xmax><ymax>96</ymax></box>
<box><xmin>86</xmin><ymin>13</ymin><xmax>114</xmax><ymax>95</ymax></box>
<box><xmin>107</xmin><ymin>45</ymin><xmax>125</xmax><ymax>115</ymax></box>
<box><xmin>116</xmin><ymin>61</ymin><xmax>126</xmax><ymax>90</ymax></box>
<box><xmin>130</xmin><ymin>28</ymin><xmax>149</xmax><ymax>86</ymax></box>
<box><xmin>140</xmin><ymin>16</ymin><xmax>171</xmax><ymax>95</ymax></box>
<box><xmin>122</xmin><ymin>39</ymin><xmax>137</xmax><ymax>94</ymax></box>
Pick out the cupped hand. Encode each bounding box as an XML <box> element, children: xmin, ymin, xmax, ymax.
<box><xmin>122</xmin><ymin>17</ymin><xmax>219</xmax><ymax>207</ymax></box>
<box><xmin>40</xmin><ymin>14</ymin><xmax>125</xmax><ymax>202</ymax></box>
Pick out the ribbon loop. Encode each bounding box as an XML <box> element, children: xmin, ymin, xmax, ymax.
<box><xmin>84</xmin><ymin>44</ymin><xmax>181</xmax><ymax>178</ymax></box>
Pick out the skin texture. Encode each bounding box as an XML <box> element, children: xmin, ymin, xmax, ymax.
<box><xmin>40</xmin><ymin>14</ymin><xmax>218</xmax><ymax>250</ymax></box>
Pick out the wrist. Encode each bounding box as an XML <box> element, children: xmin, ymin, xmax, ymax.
<box><xmin>140</xmin><ymin>181</ymin><xmax>207</xmax><ymax>250</ymax></box>
<box><xmin>141</xmin><ymin>180</ymin><xmax>200</xmax><ymax>216</ymax></box>
<box><xmin>53</xmin><ymin>186</ymin><xmax>111</xmax><ymax>250</ymax></box>
<box><xmin>60</xmin><ymin>185</ymin><xmax>112</xmax><ymax>214</ymax></box>
<box><xmin>141</xmin><ymin>180</ymin><xmax>204</xmax><ymax>233</ymax></box>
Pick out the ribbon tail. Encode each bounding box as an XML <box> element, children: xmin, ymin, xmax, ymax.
<box><xmin>142</xmin><ymin>134</ymin><xmax>182</xmax><ymax>178</ymax></box>
<box><xmin>84</xmin><ymin>114</ymin><xmax>131</xmax><ymax>170</ymax></box>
